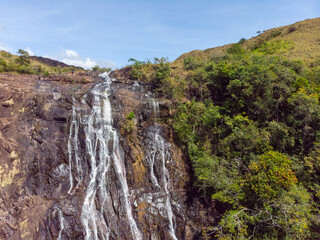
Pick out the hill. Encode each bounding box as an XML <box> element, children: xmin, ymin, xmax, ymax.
<box><xmin>174</xmin><ymin>17</ymin><xmax>320</xmax><ymax>68</ymax></box>
<box><xmin>30</xmin><ymin>55</ymin><xmax>82</xmax><ymax>69</ymax></box>
<box><xmin>0</xmin><ymin>50</ymin><xmax>83</xmax><ymax>75</ymax></box>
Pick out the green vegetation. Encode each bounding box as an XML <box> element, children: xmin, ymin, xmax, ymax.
<box><xmin>0</xmin><ymin>50</ymin><xmax>81</xmax><ymax>75</ymax></box>
<box><xmin>128</xmin><ymin>57</ymin><xmax>187</xmax><ymax>101</ymax></box>
<box><xmin>121</xmin><ymin>111</ymin><xmax>136</xmax><ymax>134</ymax></box>
<box><xmin>0</xmin><ymin>49</ymin><xmax>43</xmax><ymax>74</ymax></box>
<box><xmin>126</xmin><ymin>111</ymin><xmax>135</xmax><ymax>120</ymax></box>
<box><xmin>16</xmin><ymin>49</ymin><xmax>31</xmax><ymax>65</ymax></box>
<box><xmin>252</xmin><ymin>39</ymin><xmax>295</xmax><ymax>54</ymax></box>
<box><xmin>174</xmin><ymin>18</ymin><xmax>320</xmax><ymax>68</ymax></box>
<box><xmin>128</xmin><ymin>33</ymin><xmax>320</xmax><ymax>238</ymax></box>
<box><xmin>92</xmin><ymin>65</ymin><xmax>111</xmax><ymax>72</ymax></box>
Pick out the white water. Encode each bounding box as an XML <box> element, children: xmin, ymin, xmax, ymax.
<box><xmin>77</xmin><ymin>73</ymin><xmax>142</xmax><ymax>240</ymax></box>
<box><xmin>145</xmin><ymin>99</ymin><xmax>178</xmax><ymax>240</ymax></box>
<box><xmin>52</xmin><ymin>206</ymin><xmax>65</xmax><ymax>240</ymax></box>
<box><xmin>67</xmin><ymin>97</ymin><xmax>83</xmax><ymax>194</ymax></box>
<box><xmin>57</xmin><ymin>209</ymin><xmax>65</xmax><ymax>240</ymax></box>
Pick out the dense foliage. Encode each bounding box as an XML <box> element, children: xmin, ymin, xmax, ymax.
<box><xmin>128</xmin><ymin>41</ymin><xmax>320</xmax><ymax>239</ymax></box>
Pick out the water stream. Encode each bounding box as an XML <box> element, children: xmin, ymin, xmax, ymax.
<box><xmin>67</xmin><ymin>97</ymin><xmax>83</xmax><ymax>194</ymax></box>
<box><xmin>144</xmin><ymin>99</ymin><xmax>178</xmax><ymax>240</ymax></box>
<box><xmin>52</xmin><ymin>205</ymin><xmax>65</xmax><ymax>240</ymax></box>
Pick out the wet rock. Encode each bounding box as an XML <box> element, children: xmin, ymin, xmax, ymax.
<box><xmin>53</xmin><ymin>163</ymin><xmax>69</xmax><ymax>178</ymax></box>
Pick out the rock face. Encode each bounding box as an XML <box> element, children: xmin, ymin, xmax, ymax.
<box><xmin>0</xmin><ymin>72</ymin><xmax>214</xmax><ymax>239</ymax></box>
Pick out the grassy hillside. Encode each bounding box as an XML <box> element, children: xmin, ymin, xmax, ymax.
<box><xmin>0</xmin><ymin>50</ymin><xmax>83</xmax><ymax>75</ymax></box>
<box><xmin>174</xmin><ymin>17</ymin><xmax>320</xmax><ymax>68</ymax></box>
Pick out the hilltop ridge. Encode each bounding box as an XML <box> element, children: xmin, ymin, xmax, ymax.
<box><xmin>0</xmin><ymin>50</ymin><xmax>83</xmax><ymax>75</ymax></box>
<box><xmin>174</xmin><ymin>17</ymin><xmax>320</xmax><ymax>67</ymax></box>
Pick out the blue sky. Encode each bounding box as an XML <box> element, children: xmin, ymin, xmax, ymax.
<box><xmin>0</xmin><ymin>0</ymin><xmax>319</xmax><ymax>69</ymax></box>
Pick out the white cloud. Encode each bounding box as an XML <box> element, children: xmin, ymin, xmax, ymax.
<box><xmin>58</xmin><ymin>49</ymin><xmax>116</xmax><ymax>69</ymax></box>
<box><xmin>96</xmin><ymin>59</ymin><xmax>117</xmax><ymax>69</ymax></box>
<box><xmin>62</xmin><ymin>57</ymin><xmax>97</xmax><ymax>69</ymax></box>
<box><xmin>65</xmin><ymin>49</ymin><xmax>80</xmax><ymax>59</ymax></box>
<box><xmin>25</xmin><ymin>47</ymin><xmax>34</xmax><ymax>56</ymax></box>
<box><xmin>0</xmin><ymin>25</ymin><xmax>4</xmax><ymax>31</ymax></box>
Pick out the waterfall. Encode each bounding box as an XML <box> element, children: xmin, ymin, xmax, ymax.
<box><xmin>144</xmin><ymin>99</ymin><xmax>178</xmax><ymax>240</ymax></box>
<box><xmin>52</xmin><ymin>205</ymin><xmax>65</xmax><ymax>240</ymax></box>
<box><xmin>68</xmin><ymin>73</ymin><xmax>142</xmax><ymax>240</ymax></box>
<box><xmin>67</xmin><ymin>72</ymin><xmax>179</xmax><ymax>239</ymax></box>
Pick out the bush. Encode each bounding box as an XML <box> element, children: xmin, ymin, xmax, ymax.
<box><xmin>32</xmin><ymin>65</ymin><xmax>42</xmax><ymax>74</ymax></box>
<box><xmin>269</xmin><ymin>29</ymin><xmax>282</xmax><ymax>39</ymax></box>
<box><xmin>227</xmin><ymin>44</ymin><xmax>245</xmax><ymax>55</ymax></box>
<box><xmin>121</xmin><ymin>119</ymin><xmax>135</xmax><ymax>134</ymax></box>
<box><xmin>16</xmin><ymin>65</ymin><xmax>33</xmax><ymax>74</ymax></box>
<box><xmin>0</xmin><ymin>58</ymin><xmax>7</xmax><ymax>72</ymax></box>
<box><xmin>183</xmin><ymin>56</ymin><xmax>202</xmax><ymax>70</ymax></box>
<box><xmin>288</xmin><ymin>26</ymin><xmax>297</xmax><ymax>33</ymax></box>
<box><xmin>254</xmin><ymin>40</ymin><xmax>295</xmax><ymax>54</ymax></box>
<box><xmin>92</xmin><ymin>65</ymin><xmax>111</xmax><ymax>72</ymax></box>
<box><xmin>126</xmin><ymin>111</ymin><xmax>135</xmax><ymax>120</ymax></box>
<box><xmin>128</xmin><ymin>58</ymin><xmax>147</xmax><ymax>80</ymax></box>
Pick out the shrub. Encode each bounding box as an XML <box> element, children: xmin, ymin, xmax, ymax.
<box><xmin>183</xmin><ymin>56</ymin><xmax>202</xmax><ymax>70</ymax></box>
<box><xmin>238</xmin><ymin>38</ymin><xmax>246</xmax><ymax>44</ymax></box>
<box><xmin>126</xmin><ymin>111</ymin><xmax>135</xmax><ymax>120</ymax></box>
<box><xmin>254</xmin><ymin>40</ymin><xmax>295</xmax><ymax>54</ymax></box>
<box><xmin>121</xmin><ymin>119</ymin><xmax>135</xmax><ymax>134</ymax></box>
<box><xmin>269</xmin><ymin>29</ymin><xmax>282</xmax><ymax>39</ymax></box>
<box><xmin>227</xmin><ymin>44</ymin><xmax>245</xmax><ymax>55</ymax></box>
<box><xmin>288</xmin><ymin>26</ymin><xmax>297</xmax><ymax>33</ymax></box>
<box><xmin>16</xmin><ymin>65</ymin><xmax>33</xmax><ymax>74</ymax></box>
<box><xmin>32</xmin><ymin>65</ymin><xmax>42</xmax><ymax>74</ymax></box>
<box><xmin>92</xmin><ymin>65</ymin><xmax>111</xmax><ymax>72</ymax></box>
<box><xmin>0</xmin><ymin>58</ymin><xmax>7</xmax><ymax>72</ymax></box>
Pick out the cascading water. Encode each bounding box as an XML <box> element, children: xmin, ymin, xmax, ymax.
<box><xmin>142</xmin><ymin>99</ymin><xmax>178</xmax><ymax>240</ymax></box>
<box><xmin>67</xmin><ymin>97</ymin><xmax>83</xmax><ymax>194</ymax></box>
<box><xmin>52</xmin><ymin>205</ymin><xmax>65</xmax><ymax>240</ymax></box>
<box><xmin>68</xmin><ymin>73</ymin><xmax>142</xmax><ymax>240</ymax></box>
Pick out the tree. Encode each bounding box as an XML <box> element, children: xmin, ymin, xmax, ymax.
<box><xmin>15</xmin><ymin>49</ymin><xmax>30</xmax><ymax>65</ymax></box>
<box><xmin>246</xmin><ymin>151</ymin><xmax>297</xmax><ymax>201</ymax></box>
<box><xmin>213</xmin><ymin>151</ymin><xmax>311</xmax><ymax>239</ymax></box>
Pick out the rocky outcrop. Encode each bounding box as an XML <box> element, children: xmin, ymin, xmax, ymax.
<box><xmin>0</xmin><ymin>72</ymin><xmax>214</xmax><ymax>239</ymax></box>
<box><xmin>0</xmin><ymin>73</ymin><xmax>96</xmax><ymax>239</ymax></box>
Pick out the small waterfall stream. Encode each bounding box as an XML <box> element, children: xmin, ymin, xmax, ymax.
<box><xmin>144</xmin><ymin>99</ymin><xmax>178</xmax><ymax>240</ymax></box>
<box><xmin>67</xmin><ymin>97</ymin><xmax>83</xmax><ymax>194</ymax></box>
<box><xmin>52</xmin><ymin>205</ymin><xmax>65</xmax><ymax>240</ymax></box>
